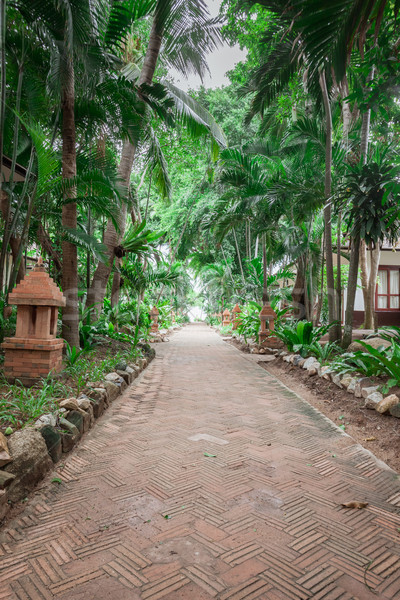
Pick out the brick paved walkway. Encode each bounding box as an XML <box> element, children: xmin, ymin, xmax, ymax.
<box><xmin>1</xmin><ymin>324</ymin><xmax>400</xmax><ymax>600</ymax></box>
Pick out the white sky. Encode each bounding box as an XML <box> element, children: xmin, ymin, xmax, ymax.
<box><xmin>169</xmin><ymin>0</ymin><xmax>246</xmax><ymax>90</ymax></box>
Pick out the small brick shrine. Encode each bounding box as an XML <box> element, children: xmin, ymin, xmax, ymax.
<box><xmin>150</xmin><ymin>306</ymin><xmax>159</xmax><ymax>332</ymax></box>
<box><xmin>259</xmin><ymin>303</ymin><xmax>280</xmax><ymax>347</ymax></box>
<box><xmin>222</xmin><ymin>309</ymin><xmax>231</xmax><ymax>327</ymax></box>
<box><xmin>2</xmin><ymin>258</ymin><xmax>66</xmax><ymax>384</ymax></box>
<box><xmin>231</xmin><ymin>304</ymin><xmax>241</xmax><ymax>330</ymax></box>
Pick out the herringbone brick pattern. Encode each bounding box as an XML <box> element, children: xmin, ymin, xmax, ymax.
<box><xmin>1</xmin><ymin>324</ymin><xmax>400</xmax><ymax>599</ymax></box>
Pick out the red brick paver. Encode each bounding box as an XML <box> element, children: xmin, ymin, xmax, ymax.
<box><xmin>1</xmin><ymin>324</ymin><xmax>400</xmax><ymax>599</ymax></box>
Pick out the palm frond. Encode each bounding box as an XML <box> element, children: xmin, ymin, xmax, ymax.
<box><xmin>122</xmin><ymin>219</ymin><xmax>164</xmax><ymax>255</ymax></box>
<box><xmin>162</xmin><ymin>81</ymin><xmax>227</xmax><ymax>148</ymax></box>
<box><xmin>62</xmin><ymin>227</ymin><xmax>108</xmax><ymax>263</ymax></box>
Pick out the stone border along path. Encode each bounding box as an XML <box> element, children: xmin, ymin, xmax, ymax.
<box><xmin>1</xmin><ymin>324</ymin><xmax>400</xmax><ymax>600</ymax></box>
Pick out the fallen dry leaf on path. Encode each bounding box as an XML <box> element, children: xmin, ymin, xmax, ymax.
<box><xmin>363</xmin><ymin>437</ymin><xmax>376</xmax><ymax>442</ymax></box>
<box><xmin>341</xmin><ymin>501</ymin><xmax>368</xmax><ymax>509</ymax></box>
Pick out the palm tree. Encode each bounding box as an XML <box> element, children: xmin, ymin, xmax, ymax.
<box><xmin>238</xmin><ymin>0</ymin><xmax>397</xmax><ymax>342</ymax></box>
<box><xmin>216</xmin><ymin>136</ymin><xmax>325</xmax><ymax>317</ymax></box>
<box><xmin>88</xmin><ymin>0</ymin><xmax>224</xmax><ymax>311</ymax></box>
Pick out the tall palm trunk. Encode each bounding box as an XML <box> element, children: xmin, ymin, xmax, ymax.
<box><xmin>335</xmin><ymin>76</ymin><xmax>354</xmax><ymax>339</ymax></box>
<box><xmin>292</xmin><ymin>261</ymin><xmax>305</xmax><ymax>318</ymax></box>
<box><xmin>359</xmin><ymin>67</ymin><xmax>376</xmax><ymax>329</ymax></box>
<box><xmin>61</xmin><ymin>51</ymin><xmax>79</xmax><ymax>347</ymax></box>
<box><xmin>88</xmin><ymin>17</ymin><xmax>162</xmax><ymax>312</ymax></box>
<box><xmin>319</xmin><ymin>71</ymin><xmax>338</xmax><ymax>341</ymax></box>
<box><xmin>343</xmin><ymin>235</ymin><xmax>361</xmax><ymax>347</ymax></box>
<box><xmin>344</xmin><ymin>67</ymin><xmax>375</xmax><ymax>341</ymax></box>
<box><xmin>0</xmin><ymin>191</ymin><xmax>25</xmax><ymax>285</ymax></box>
<box><xmin>364</xmin><ymin>246</ymin><xmax>380</xmax><ymax>329</ymax></box>
<box><xmin>232</xmin><ymin>228</ymin><xmax>245</xmax><ymax>286</ymax></box>
<box><xmin>0</xmin><ymin>0</ymin><xmax>8</xmax><ymax>290</ymax></box>
<box><xmin>335</xmin><ymin>210</ymin><xmax>342</xmax><ymax>339</ymax></box>
<box><xmin>262</xmin><ymin>234</ymin><xmax>268</xmax><ymax>304</ymax></box>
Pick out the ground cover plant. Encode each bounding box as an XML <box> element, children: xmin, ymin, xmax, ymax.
<box><xmin>329</xmin><ymin>340</ymin><xmax>400</xmax><ymax>394</ymax></box>
<box><xmin>0</xmin><ymin>337</ymin><xmax>145</xmax><ymax>431</ymax></box>
<box><xmin>273</xmin><ymin>321</ymin><xmax>337</xmax><ymax>358</ymax></box>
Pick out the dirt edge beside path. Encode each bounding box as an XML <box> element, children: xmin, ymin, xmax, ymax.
<box><xmin>260</xmin><ymin>358</ymin><xmax>400</xmax><ymax>474</ymax></box>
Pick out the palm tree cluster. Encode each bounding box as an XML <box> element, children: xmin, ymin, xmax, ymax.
<box><xmin>172</xmin><ymin>0</ymin><xmax>400</xmax><ymax>346</ymax></box>
<box><xmin>0</xmin><ymin>0</ymin><xmax>225</xmax><ymax>345</ymax></box>
<box><xmin>2</xmin><ymin>0</ymin><xmax>400</xmax><ymax>349</ymax></box>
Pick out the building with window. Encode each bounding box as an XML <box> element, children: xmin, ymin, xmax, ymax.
<box><xmin>342</xmin><ymin>242</ymin><xmax>400</xmax><ymax>327</ymax></box>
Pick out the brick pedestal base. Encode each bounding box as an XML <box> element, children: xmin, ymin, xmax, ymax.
<box><xmin>259</xmin><ymin>331</ymin><xmax>281</xmax><ymax>348</ymax></box>
<box><xmin>2</xmin><ymin>337</ymin><xmax>64</xmax><ymax>385</ymax></box>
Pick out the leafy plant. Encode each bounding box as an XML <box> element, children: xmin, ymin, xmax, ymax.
<box><xmin>236</xmin><ymin>301</ymin><xmax>262</xmax><ymax>342</ymax></box>
<box><xmin>0</xmin><ymin>376</ymin><xmax>65</xmax><ymax>428</ymax></box>
<box><xmin>329</xmin><ymin>340</ymin><xmax>400</xmax><ymax>392</ymax></box>
<box><xmin>101</xmin><ymin>299</ymin><xmax>136</xmax><ymax>332</ymax></box>
<box><xmin>273</xmin><ymin>320</ymin><xmax>338</xmax><ymax>357</ymax></box>
<box><xmin>307</xmin><ymin>341</ymin><xmax>343</xmax><ymax>364</ymax></box>
<box><xmin>0</xmin><ymin>294</ymin><xmax>16</xmax><ymax>343</ymax></box>
<box><xmin>65</xmin><ymin>343</ymin><xmax>86</xmax><ymax>366</ymax></box>
<box><xmin>219</xmin><ymin>323</ymin><xmax>233</xmax><ymax>335</ymax></box>
<box><xmin>374</xmin><ymin>326</ymin><xmax>400</xmax><ymax>344</ymax></box>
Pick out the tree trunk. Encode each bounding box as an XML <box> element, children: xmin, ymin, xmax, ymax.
<box><xmin>314</xmin><ymin>234</ymin><xmax>325</xmax><ymax>326</ymax></box>
<box><xmin>292</xmin><ymin>262</ymin><xmax>306</xmax><ymax>319</ymax></box>
<box><xmin>0</xmin><ymin>0</ymin><xmax>5</xmax><ymax>186</ymax></box>
<box><xmin>0</xmin><ymin>190</ymin><xmax>25</xmax><ymax>287</ymax></box>
<box><xmin>336</xmin><ymin>77</ymin><xmax>353</xmax><ymax>340</ymax></box>
<box><xmin>363</xmin><ymin>245</ymin><xmax>380</xmax><ymax>329</ymax></box>
<box><xmin>340</xmin><ymin>75</ymin><xmax>353</xmax><ymax>146</ymax></box>
<box><xmin>87</xmin><ymin>17</ymin><xmax>163</xmax><ymax>312</ymax></box>
<box><xmin>111</xmin><ymin>261</ymin><xmax>121</xmax><ymax>308</ymax></box>
<box><xmin>61</xmin><ymin>51</ymin><xmax>79</xmax><ymax>347</ymax></box>
<box><xmin>343</xmin><ymin>235</ymin><xmax>361</xmax><ymax>348</ymax></box>
<box><xmin>37</xmin><ymin>221</ymin><xmax>62</xmax><ymax>275</ymax></box>
<box><xmin>335</xmin><ymin>211</ymin><xmax>342</xmax><ymax>342</ymax></box>
<box><xmin>359</xmin><ymin>239</ymin><xmax>369</xmax><ymax>325</ymax></box>
<box><xmin>254</xmin><ymin>235</ymin><xmax>259</xmax><ymax>259</ymax></box>
<box><xmin>319</xmin><ymin>71</ymin><xmax>338</xmax><ymax>341</ymax></box>
<box><xmin>232</xmin><ymin>228</ymin><xmax>245</xmax><ymax>285</ymax></box>
<box><xmin>358</xmin><ymin>67</ymin><xmax>376</xmax><ymax>329</ymax></box>
<box><xmin>262</xmin><ymin>235</ymin><xmax>268</xmax><ymax>304</ymax></box>
<box><xmin>8</xmin><ymin>235</ymin><xmax>25</xmax><ymax>283</ymax></box>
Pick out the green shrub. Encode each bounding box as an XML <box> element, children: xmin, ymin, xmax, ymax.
<box><xmin>330</xmin><ymin>340</ymin><xmax>400</xmax><ymax>393</ymax></box>
<box><xmin>307</xmin><ymin>341</ymin><xmax>343</xmax><ymax>364</ymax></box>
<box><xmin>206</xmin><ymin>314</ymin><xmax>220</xmax><ymax>326</ymax></box>
<box><xmin>65</xmin><ymin>343</ymin><xmax>87</xmax><ymax>366</ymax></box>
<box><xmin>373</xmin><ymin>326</ymin><xmax>400</xmax><ymax>344</ymax></box>
<box><xmin>236</xmin><ymin>302</ymin><xmax>262</xmax><ymax>342</ymax></box>
<box><xmin>273</xmin><ymin>320</ymin><xmax>337</xmax><ymax>357</ymax></box>
<box><xmin>0</xmin><ymin>374</ymin><xmax>70</xmax><ymax>428</ymax></box>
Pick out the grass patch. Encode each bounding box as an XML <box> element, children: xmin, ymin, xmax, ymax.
<box><xmin>0</xmin><ymin>337</ymin><xmax>144</xmax><ymax>432</ymax></box>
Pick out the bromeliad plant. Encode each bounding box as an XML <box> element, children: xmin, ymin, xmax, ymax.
<box><xmin>273</xmin><ymin>320</ymin><xmax>338</xmax><ymax>357</ymax></box>
<box><xmin>330</xmin><ymin>340</ymin><xmax>400</xmax><ymax>393</ymax></box>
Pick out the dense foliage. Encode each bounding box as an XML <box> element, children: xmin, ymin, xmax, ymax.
<box><xmin>1</xmin><ymin>0</ymin><xmax>400</xmax><ymax>357</ymax></box>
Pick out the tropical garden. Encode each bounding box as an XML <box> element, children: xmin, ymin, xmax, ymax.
<box><xmin>1</xmin><ymin>0</ymin><xmax>400</xmax><ymax>430</ymax></box>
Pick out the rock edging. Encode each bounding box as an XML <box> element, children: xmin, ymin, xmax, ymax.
<box><xmin>269</xmin><ymin>349</ymin><xmax>400</xmax><ymax>420</ymax></box>
<box><xmin>0</xmin><ymin>348</ymin><xmax>155</xmax><ymax>522</ymax></box>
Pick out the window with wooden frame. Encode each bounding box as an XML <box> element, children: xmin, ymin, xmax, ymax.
<box><xmin>376</xmin><ymin>267</ymin><xmax>400</xmax><ymax>310</ymax></box>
